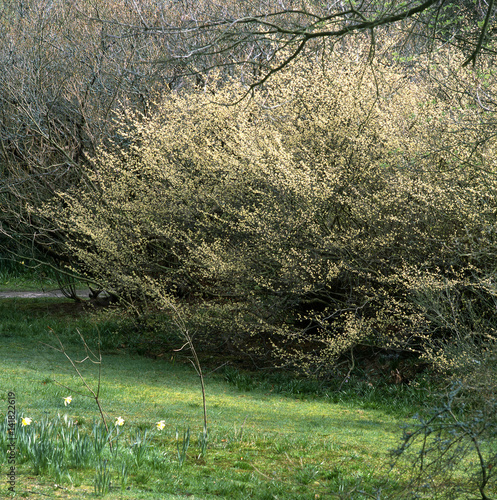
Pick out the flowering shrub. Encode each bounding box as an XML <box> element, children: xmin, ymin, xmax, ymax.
<box><xmin>39</xmin><ymin>50</ymin><xmax>497</xmax><ymax>374</ymax></box>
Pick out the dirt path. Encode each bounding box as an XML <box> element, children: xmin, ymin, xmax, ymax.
<box><xmin>0</xmin><ymin>289</ymin><xmax>89</xmax><ymax>299</ymax></box>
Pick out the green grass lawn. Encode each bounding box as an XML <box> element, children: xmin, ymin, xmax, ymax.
<box><xmin>0</xmin><ymin>297</ymin><xmax>489</xmax><ymax>499</ymax></box>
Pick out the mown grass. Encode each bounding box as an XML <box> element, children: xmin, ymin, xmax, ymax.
<box><xmin>0</xmin><ymin>297</ymin><xmax>482</xmax><ymax>499</ymax></box>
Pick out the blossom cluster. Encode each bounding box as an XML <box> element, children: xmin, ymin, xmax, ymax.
<box><xmin>20</xmin><ymin>397</ymin><xmax>167</xmax><ymax>431</ymax></box>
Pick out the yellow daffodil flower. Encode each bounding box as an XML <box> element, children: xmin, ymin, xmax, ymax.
<box><xmin>21</xmin><ymin>417</ymin><xmax>32</xmax><ymax>426</ymax></box>
<box><xmin>64</xmin><ymin>396</ymin><xmax>72</xmax><ymax>406</ymax></box>
<box><xmin>156</xmin><ymin>420</ymin><xmax>166</xmax><ymax>430</ymax></box>
<box><xmin>115</xmin><ymin>416</ymin><xmax>125</xmax><ymax>426</ymax></box>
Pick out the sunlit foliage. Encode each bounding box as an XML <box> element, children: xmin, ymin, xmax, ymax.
<box><xmin>37</xmin><ymin>48</ymin><xmax>497</xmax><ymax>374</ymax></box>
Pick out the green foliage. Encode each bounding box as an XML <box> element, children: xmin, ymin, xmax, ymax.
<box><xmin>175</xmin><ymin>427</ymin><xmax>190</xmax><ymax>468</ymax></box>
<box><xmin>117</xmin><ymin>461</ymin><xmax>129</xmax><ymax>492</ymax></box>
<box><xmin>129</xmin><ymin>429</ymin><xmax>150</xmax><ymax>468</ymax></box>
<box><xmin>93</xmin><ymin>459</ymin><xmax>111</xmax><ymax>496</ymax></box>
<box><xmin>1</xmin><ymin>413</ymin><xmax>88</xmax><ymax>477</ymax></box>
<box><xmin>92</xmin><ymin>422</ymin><xmax>112</xmax><ymax>458</ymax></box>
<box><xmin>0</xmin><ymin>255</ymin><xmax>60</xmax><ymax>291</ymax></box>
<box><xmin>198</xmin><ymin>426</ymin><xmax>208</xmax><ymax>459</ymax></box>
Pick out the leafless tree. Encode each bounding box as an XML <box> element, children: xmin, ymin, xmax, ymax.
<box><xmin>78</xmin><ymin>0</ymin><xmax>497</xmax><ymax>93</ymax></box>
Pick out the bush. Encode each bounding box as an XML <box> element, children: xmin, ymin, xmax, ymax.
<box><xmin>0</xmin><ymin>0</ymin><xmax>253</xmax><ymax>270</ymax></box>
<box><xmin>37</xmin><ymin>49</ymin><xmax>497</xmax><ymax>373</ymax></box>
<box><xmin>392</xmin><ymin>376</ymin><xmax>497</xmax><ymax>499</ymax></box>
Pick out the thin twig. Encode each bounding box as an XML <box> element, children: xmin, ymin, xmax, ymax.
<box><xmin>43</xmin><ymin>327</ymin><xmax>113</xmax><ymax>450</ymax></box>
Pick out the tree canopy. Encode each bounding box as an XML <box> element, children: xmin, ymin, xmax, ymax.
<box><xmin>76</xmin><ymin>0</ymin><xmax>497</xmax><ymax>90</ymax></box>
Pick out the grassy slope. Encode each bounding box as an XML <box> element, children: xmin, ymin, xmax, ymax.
<box><xmin>0</xmin><ymin>298</ymin><xmax>410</xmax><ymax>499</ymax></box>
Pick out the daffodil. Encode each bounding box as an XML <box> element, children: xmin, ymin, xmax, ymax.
<box><xmin>156</xmin><ymin>420</ymin><xmax>166</xmax><ymax>430</ymax></box>
<box><xmin>21</xmin><ymin>417</ymin><xmax>32</xmax><ymax>426</ymax></box>
<box><xmin>115</xmin><ymin>416</ymin><xmax>125</xmax><ymax>426</ymax></box>
<box><xmin>64</xmin><ymin>396</ymin><xmax>72</xmax><ymax>406</ymax></box>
